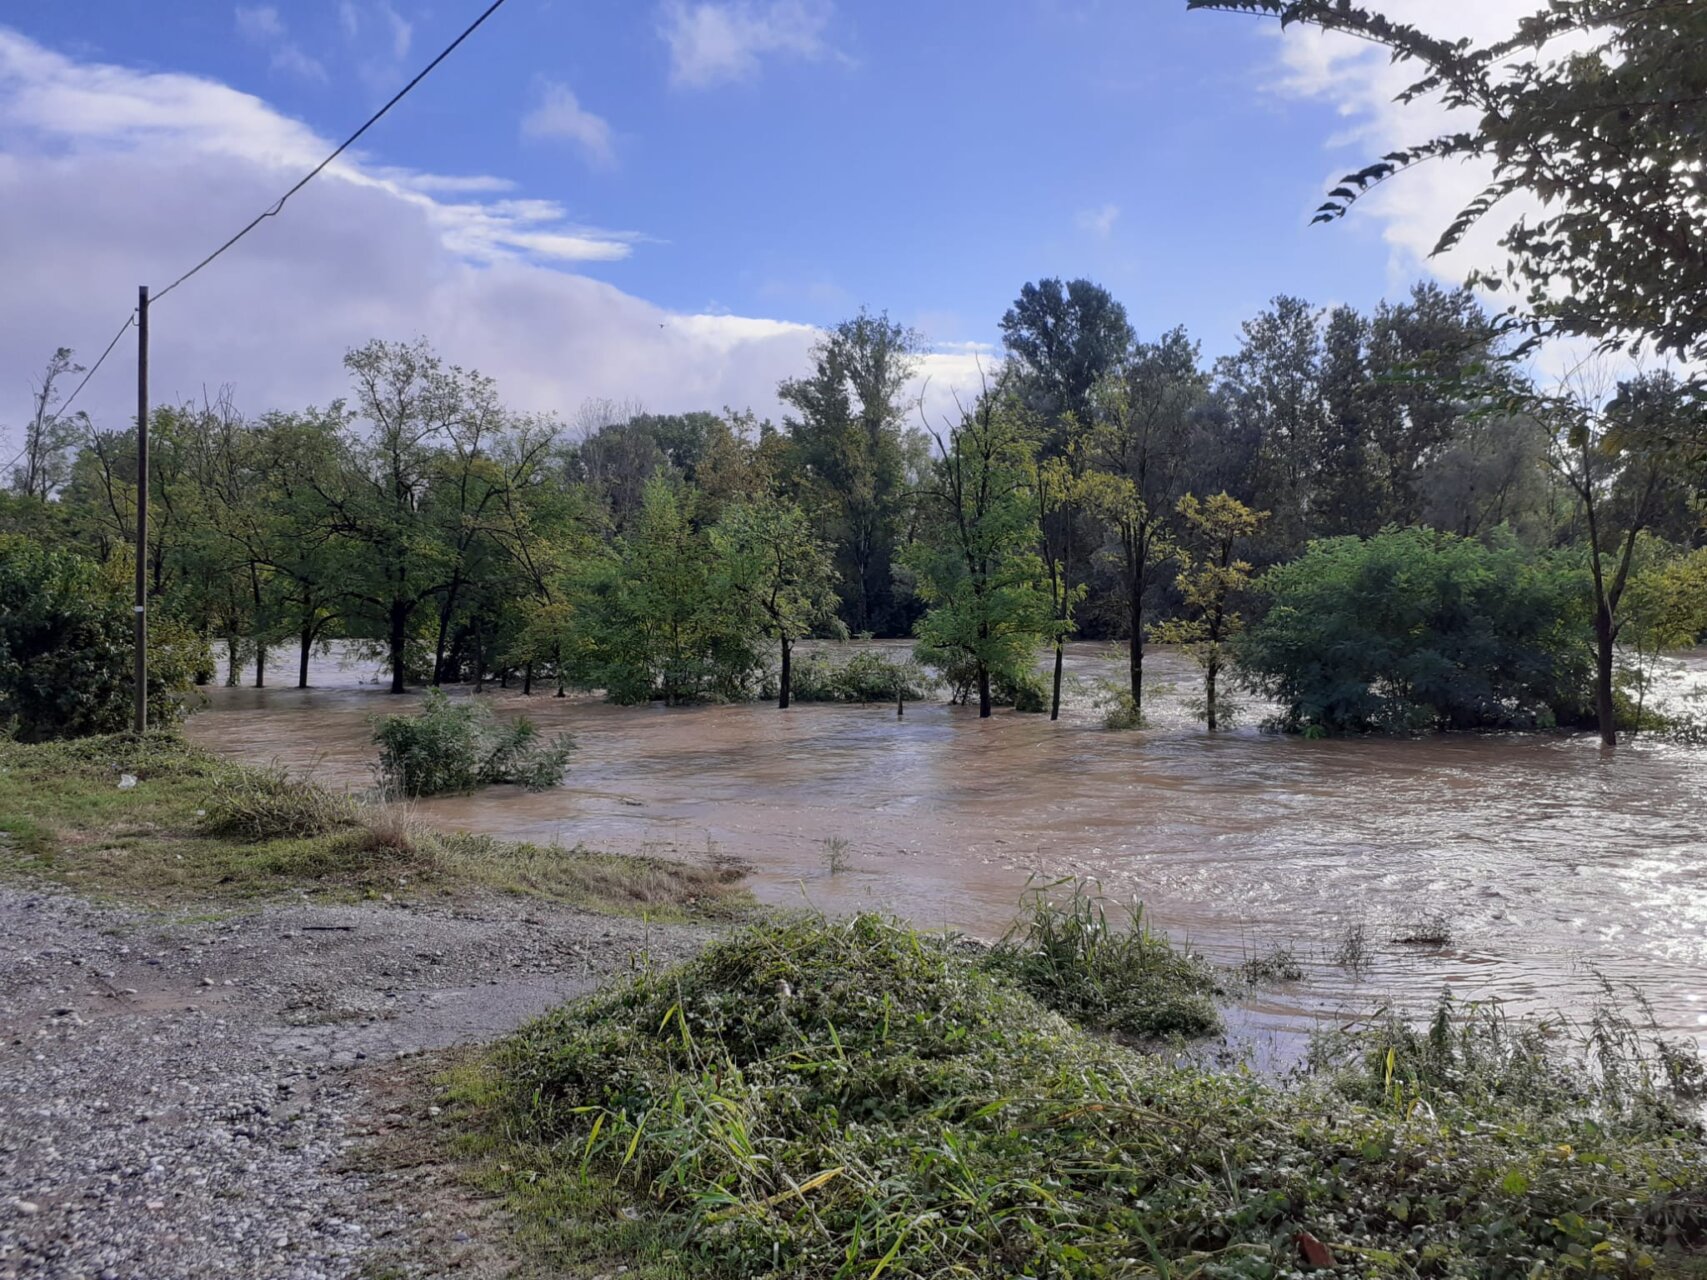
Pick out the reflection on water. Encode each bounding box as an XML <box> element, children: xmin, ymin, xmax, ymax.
<box><xmin>186</xmin><ymin>641</ymin><xmax>1707</xmax><ymax>1051</ymax></box>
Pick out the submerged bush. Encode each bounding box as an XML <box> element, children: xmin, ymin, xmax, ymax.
<box><xmin>197</xmin><ymin>766</ymin><xmax>358</xmax><ymax>841</ymax></box>
<box><xmin>981</xmin><ymin>879</ymin><xmax>1221</xmax><ymax>1039</ymax></box>
<box><xmin>925</xmin><ymin>650</ymin><xmax>1049</xmax><ymax>713</ymax></box>
<box><xmin>1239</xmin><ymin>528</ymin><xmax>1593</xmax><ymax>734</ymax></box>
<box><xmin>373</xmin><ymin>690</ymin><xmax>573</xmax><ymax>797</ymax></box>
<box><xmin>483</xmin><ymin>912</ymin><xmax>1707</xmax><ymax>1280</ymax></box>
<box><xmin>781</xmin><ymin>649</ymin><xmax>936</xmax><ymax>703</ymax></box>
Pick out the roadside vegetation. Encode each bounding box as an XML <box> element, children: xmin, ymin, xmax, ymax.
<box><xmin>450</xmin><ymin>911</ymin><xmax>1707</xmax><ymax>1280</ymax></box>
<box><xmin>0</xmin><ymin>732</ymin><xmax>747</xmax><ymax>920</ymax></box>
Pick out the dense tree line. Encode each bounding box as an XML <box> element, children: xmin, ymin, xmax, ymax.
<box><xmin>2</xmin><ymin>278</ymin><xmax>1703</xmax><ymax>741</ymax></box>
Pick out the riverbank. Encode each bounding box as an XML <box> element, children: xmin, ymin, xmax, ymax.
<box><xmin>3</xmin><ymin>736</ymin><xmax>1704</xmax><ymax>1277</ymax></box>
<box><xmin>0</xmin><ymin>733</ymin><xmax>744</xmax><ymax>1278</ymax></box>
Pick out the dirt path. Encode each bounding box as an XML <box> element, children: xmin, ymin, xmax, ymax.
<box><xmin>0</xmin><ymin>887</ymin><xmax>708</xmax><ymax>1279</ymax></box>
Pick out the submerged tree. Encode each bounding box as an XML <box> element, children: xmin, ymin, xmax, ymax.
<box><xmin>712</xmin><ymin>495</ymin><xmax>842</xmax><ymax>709</ymax></box>
<box><xmin>1545</xmin><ymin>370</ymin><xmax>1706</xmax><ymax>745</ymax></box>
<box><xmin>905</xmin><ymin>389</ymin><xmax>1062</xmax><ymax>718</ymax></box>
<box><xmin>1085</xmin><ymin>327</ymin><xmax>1209</xmax><ymax>709</ymax></box>
<box><xmin>1150</xmin><ymin>493</ymin><xmax>1268</xmax><ymax>730</ymax></box>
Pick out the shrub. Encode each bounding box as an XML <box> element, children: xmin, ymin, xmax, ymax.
<box><xmin>980</xmin><ymin>879</ymin><xmax>1221</xmax><ymax>1040</ymax></box>
<box><xmin>1238</xmin><ymin>528</ymin><xmax>1593</xmax><ymax>733</ymax></box>
<box><xmin>924</xmin><ymin>650</ymin><xmax>1049</xmax><ymax>712</ymax></box>
<box><xmin>1097</xmin><ymin>682</ymin><xmax>1145</xmax><ymax>730</ymax></box>
<box><xmin>0</xmin><ymin>536</ymin><xmax>206</xmax><ymax>741</ymax></box>
<box><xmin>197</xmin><ymin>766</ymin><xmax>358</xmax><ymax>841</ymax></box>
<box><xmin>482</xmin><ymin>913</ymin><xmax>1707</xmax><ymax>1280</ymax></box>
<box><xmin>373</xmin><ymin>690</ymin><xmax>574</xmax><ymax>797</ymax></box>
<box><xmin>782</xmin><ymin>650</ymin><xmax>936</xmax><ymax>703</ymax></box>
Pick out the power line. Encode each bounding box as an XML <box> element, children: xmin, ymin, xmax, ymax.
<box><xmin>151</xmin><ymin>0</ymin><xmax>512</xmax><ymax>305</ymax></box>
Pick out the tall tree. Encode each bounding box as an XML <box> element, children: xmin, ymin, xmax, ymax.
<box><xmin>1212</xmin><ymin>296</ymin><xmax>1327</xmax><ymax>555</ymax></box>
<box><xmin>904</xmin><ymin>388</ymin><xmax>1062</xmax><ymax>718</ymax></box>
<box><xmin>1085</xmin><ymin>327</ymin><xmax>1211</xmax><ymax>708</ymax></box>
<box><xmin>1541</xmin><ymin>369</ymin><xmax>1705</xmax><ymax>745</ymax></box>
<box><xmin>1000</xmin><ymin>279</ymin><xmax>1134</xmax><ymax>450</ymax></box>
<box><xmin>780</xmin><ymin>311</ymin><xmax>922</xmax><ymax>635</ymax></box>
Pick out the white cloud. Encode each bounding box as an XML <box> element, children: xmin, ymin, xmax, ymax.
<box><xmin>234</xmin><ymin>4</ymin><xmax>326</xmax><ymax>82</ymax></box>
<box><xmin>521</xmin><ymin>81</ymin><xmax>615</xmax><ymax>167</ymax></box>
<box><xmin>657</xmin><ymin>0</ymin><xmax>836</xmax><ymax>89</ymax></box>
<box><xmin>1260</xmin><ymin>3</ymin><xmax>1546</xmax><ymax>291</ymax></box>
<box><xmin>1075</xmin><ymin>202</ymin><xmax>1119</xmax><ymax>239</ymax></box>
<box><xmin>378</xmin><ymin>1</ymin><xmax>412</xmax><ymax>62</ymax></box>
<box><xmin>234</xmin><ymin>6</ymin><xmax>285</xmax><ymax>42</ymax></box>
<box><xmin>0</xmin><ymin>29</ymin><xmax>985</xmax><ymax>456</ymax></box>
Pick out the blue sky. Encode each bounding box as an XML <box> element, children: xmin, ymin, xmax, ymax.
<box><xmin>0</xmin><ymin>1</ymin><xmax>1515</xmax><ymax>438</ymax></box>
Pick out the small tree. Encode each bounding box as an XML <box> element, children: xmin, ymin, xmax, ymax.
<box><xmin>1544</xmin><ymin>370</ymin><xmax>1704</xmax><ymax>745</ymax></box>
<box><xmin>10</xmin><ymin>348</ymin><xmax>86</xmax><ymax>502</ymax></box>
<box><xmin>903</xmin><ymin>389</ymin><xmax>1062</xmax><ymax>718</ymax></box>
<box><xmin>712</xmin><ymin>495</ymin><xmax>843</xmax><ymax>708</ymax></box>
<box><xmin>1150</xmin><ymin>493</ymin><xmax>1268</xmax><ymax>730</ymax></box>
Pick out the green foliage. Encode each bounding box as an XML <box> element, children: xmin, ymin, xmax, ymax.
<box><xmin>905</xmin><ymin>392</ymin><xmax>1064</xmax><ymax>717</ymax></box>
<box><xmin>482</xmin><ymin>912</ymin><xmax>1707</xmax><ymax>1280</ymax></box>
<box><xmin>1150</xmin><ymin>492</ymin><xmax>1268</xmax><ymax>730</ymax></box>
<box><xmin>196</xmin><ymin>765</ymin><xmax>358</xmax><ymax>842</ymax></box>
<box><xmin>780</xmin><ymin>649</ymin><xmax>935</xmax><ymax>704</ymax></box>
<box><xmin>567</xmin><ymin>476</ymin><xmax>766</xmax><ymax>706</ymax></box>
<box><xmin>372</xmin><ymin>689</ymin><xmax>574</xmax><ymax>797</ymax></box>
<box><xmin>1196</xmin><ymin>2</ymin><xmax>1707</xmax><ymax>375</ymax></box>
<box><xmin>1240</xmin><ymin>528</ymin><xmax>1594</xmax><ymax>733</ymax></box>
<box><xmin>0</xmin><ymin>536</ymin><xmax>205</xmax><ymax>741</ymax></box>
<box><xmin>982</xmin><ymin>879</ymin><xmax>1222</xmax><ymax>1040</ymax></box>
<box><xmin>779</xmin><ymin>310</ymin><xmax>925</xmax><ymax>636</ymax></box>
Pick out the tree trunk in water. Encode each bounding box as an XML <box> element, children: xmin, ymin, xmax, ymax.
<box><xmin>388</xmin><ymin>602</ymin><xmax>408</xmax><ymax>694</ymax></box>
<box><xmin>1129</xmin><ymin>587</ymin><xmax>1144</xmax><ymax>708</ymax></box>
<box><xmin>254</xmin><ymin>643</ymin><xmax>266</xmax><ymax>689</ymax></box>
<box><xmin>1205</xmin><ymin>656</ymin><xmax>1219</xmax><ymax>732</ymax></box>
<box><xmin>474</xmin><ymin>636</ymin><xmax>484</xmax><ymax>694</ymax></box>
<box><xmin>1050</xmin><ymin>642</ymin><xmax>1064</xmax><ymax>722</ymax></box>
<box><xmin>226</xmin><ymin>637</ymin><xmax>240</xmax><ymax>687</ymax></box>
<box><xmin>298</xmin><ymin>626</ymin><xmax>313</xmax><ymax>689</ymax></box>
<box><xmin>778</xmin><ymin>636</ymin><xmax>792</xmax><ymax>710</ymax></box>
<box><xmin>523</xmin><ymin>662</ymin><xmax>533</xmax><ymax>696</ymax></box>
<box><xmin>1594</xmin><ymin>605</ymin><xmax>1618</xmax><ymax>747</ymax></box>
<box><xmin>977</xmin><ymin>664</ymin><xmax>992</xmax><ymax>719</ymax></box>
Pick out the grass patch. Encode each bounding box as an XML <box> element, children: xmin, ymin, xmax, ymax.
<box><xmin>197</xmin><ymin>764</ymin><xmax>360</xmax><ymax>841</ymax></box>
<box><xmin>0</xmin><ymin>733</ymin><xmax>748</xmax><ymax>921</ymax></box>
<box><xmin>455</xmin><ymin>912</ymin><xmax>1707</xmax><ymax>1280</ymax></box>
<box><xmin>980</xmin><ymin>878</ymin><xmax>1222</xmax><ymax>1041</ymax></box>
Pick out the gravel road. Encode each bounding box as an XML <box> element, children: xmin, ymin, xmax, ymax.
<box><xmin>0</xmin><ymin>887</ymin><xmax>709</xmax><ymax>1280</ymax></box>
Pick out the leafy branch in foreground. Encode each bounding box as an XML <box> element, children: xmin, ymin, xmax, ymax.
<box><xmin>1191</xmin><ymin>0</ymin><xmax>1707</xmax><ymax>372</ymax></box>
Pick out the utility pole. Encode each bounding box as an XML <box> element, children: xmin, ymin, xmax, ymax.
<box><xmin>133</xmin><ymin>285</ymin><xmax>149</xmax><ymax>734</ymax></box>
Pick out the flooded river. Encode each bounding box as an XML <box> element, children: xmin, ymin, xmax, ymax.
<box><xmin>186</xmin><ymin>642</ymin><xmax>1707</xmax><ymax>1055</ymax></box>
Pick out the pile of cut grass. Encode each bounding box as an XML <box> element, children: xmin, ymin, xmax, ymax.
<box><xmin>462</xmin><ymin>913</ymin><xmax>1707</xmax><ymax>1280</ymax></box>
<box><xmin>0</xmin><ymin>733</ymin><xmax>748</xmax><ymax>920</ymax></box>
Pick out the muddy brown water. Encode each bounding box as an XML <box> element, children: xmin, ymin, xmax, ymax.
<box><xmin>186</xmin><ymin>641</ymin><xmax>1707</xmax><ymax>1058</ymax></box>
